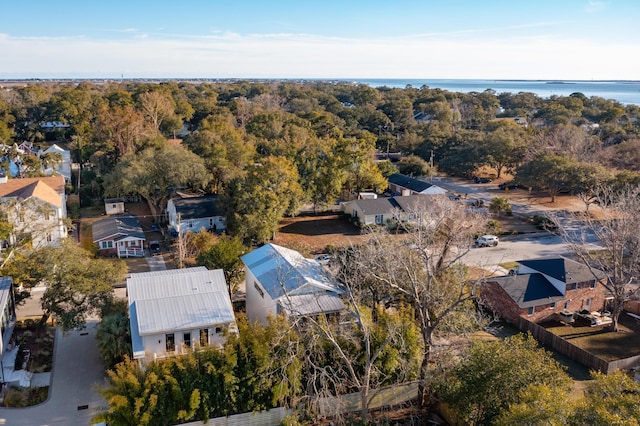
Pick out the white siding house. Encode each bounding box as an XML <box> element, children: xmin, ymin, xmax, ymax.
<box><xmin>41</xmin><ymin>144</ymin><xmax>72</xmax><ymax>182</ymax></box>
<box><xmin>167</xmin><ymin>194</ymin><xmax>226</xmax><ymax>236</ymax></box>
<box><xmin>127</xmin><ymin>267</ymin><xmax>237</xmax><ymax>364</ymax></box>
<box><xmin>341</xmin><ymin>195</ymin><xmax>437</xmax><ymax>228</ymax></box>
<box><xmin>241</xmin><ymin>244</ymin><xmax>345</xmax><ymax>325</ymax></box>
<box><xmin>0</xmin><ymin>277</ymin><xmax>16</xmax><ymax>358</ymax></box>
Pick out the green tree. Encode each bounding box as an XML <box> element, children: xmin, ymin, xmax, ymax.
<box><xmin>516</xmin><ymin>153</ymin><xmax>578</xmax><ymax>202</ymax></box>
<box><xmin>571</xmin><ymin>371</ymin><xmax>640</xmax><ymax>425</ymax></box>
<box><xmin>396</xmin><ymin>154</ymin><xmax>432</xmax><ymax>177</ymax></box>
<box><xmin>437</xmin><ymin>333</ymin><xmax>570</xmax><ymax>425</ymax></box>
<box><xmin>103</xmin><ymin>145</ymin><xmax>211</xmax><ymax>219</ymax></box>
<box><xmin>376</xmin><ymin>160</ymin><xmax>398</xmax><ymax>178</ymax></box>
<box><xmin>488</xmin><ymin>196</ymin><xmax>511</xmax><ymax>218</ymax></box>
<box><xmin>483</xmin><ymin>126</ymin><xmax>527</xmax><ymax>178</ymax></box>
<box><xmin>224</xmin><ymin>156</ymin><xmax>303</xmax><ymax>244</ymax></box>
<box><xmin>197</xmin><ymin>236</ymin><xmax>246</xmax><ymax>294</ymax></box>
<box><xmin>97</xmin><ymin>300</ymin><xmax>132</xmax><ymax>369</ymax></box>
<box><xmin>26</xmin><ymin>241</ymin><xmax>127</xmax><ymax>331</ymax></box>
<box><xmin>495</xmin><ymin>383</ymin><xmax>574</xmax><ymax>426</ymax></box>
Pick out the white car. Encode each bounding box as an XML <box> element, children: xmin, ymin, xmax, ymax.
<box><xmin>315</xmin><ymin>254</ymin><xmax>332</xmax><ymax>265</ymax></box>
<box><xmin>475</xmin><ymin>235</ymin><xmax>499</xmax><ymax>247</ymax></box>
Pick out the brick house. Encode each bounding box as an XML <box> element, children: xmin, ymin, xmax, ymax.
<box><xmin>481</xmin><ymin>257</ymin><xmax>609</xmax><ymax>323</ymax></box>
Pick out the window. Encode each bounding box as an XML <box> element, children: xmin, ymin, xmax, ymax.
<box><xmin>375</xmin><ymin>214</ymin><xmax>383</xmax><ymax>224</ymax></box>
<box><xmin>165</xmin><ymin>333</ymin><xmax>175</xmax><ymax>352</ymax></box>
<box><xmin>585</xmin><ymin>298</ymin><xmax>592</xmax><ymax>311</ymax></box>
<box><xmin>564</xmin><ymin>300</ymin><xmax>570</xmax><ymax>310</ymax></box>
<box><xmin>100</xmin><ymin>241</ymin><xmax>113</xmax><ymax>249</ymax></box>
<box><xmin>254</xmin><ymin>281</ymin><xmax>264</xmax><ymax>298</ymax></box>
<box><xmin>183</xmin><ymin>332</ymin><xmax>191</xmax><ymax>349</ymax></box>
<box><xmin>215</xmin><ymin>327</ymin><xmax>222</xmax><ymax>334</ymax></box>
<box><xmin>209</xmin><ymin>218</ymin><xmax>214</xmax><ymax>227</ymax></box>
<box><xmin>44</xmin><ymin>211</ymin><xmax>50</xmax><ymax>220</ymax></box>
<box><xmin>527</xmin><ymin>306</ymin><xmax>535</xmax><ymax>316</ymax></box>
<box><xmin>590</xmin><ymin>281</ymin><xmax>596</xmax><ymax>289</ymax></box>
<box><xmin>112</xmin><ymin>204</ymin><xmax>117</xmax><ymax>209</ymax></box>
<box><xmin>567</xmin><ymin>283</ymin><xmax>577</xmax><ymax>291</ymax></box>
<box><xmin>550</xmin><ymin>301</ymin><xmax>556</xmax><ymax>309</ymax></box>
<box><xmin>200</xmin><ymin>329</ymin><xmax>209</xmax><ymax>346</ymax></box>
<box><xmin>46</xmin><ymin>233</ymin><xmax>52</xmax><ymax>242</ymax></box>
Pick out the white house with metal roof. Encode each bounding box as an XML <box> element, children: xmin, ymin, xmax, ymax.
<box><xmin>241</xmin><ymin>243</ymin><xmax>345</xmax><ymax>325</ymax></box>
<box><xmin>127</xmin><ymin>267</ymin><xmax>237</xmax><ymax>363</ymax></box>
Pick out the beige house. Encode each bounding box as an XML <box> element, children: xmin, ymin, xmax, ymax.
<box><xmin>0</xmin><ymin>174</ymin><xmax>67</xmax><ymax>248</ymax></box>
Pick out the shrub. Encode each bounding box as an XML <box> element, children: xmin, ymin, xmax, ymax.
<box><xmin>530</xmin><ymin>215</ymin><xmax>558</xmax><ymax>231</ymax></box>
<box><xmin>3</xmin><ymin>387</ymin><xmax>28</xmax><ymax>407</ymax></box>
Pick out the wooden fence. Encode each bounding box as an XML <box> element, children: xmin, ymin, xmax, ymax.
<box><xmin>180</xmin><ymin>407</ymin><xmax>292</xmax><ymax>426</ymax></box>
<box><xmin>516</xmin><ymin>317</ymin><xmax>640</xmax><ymax>374</ymax></box>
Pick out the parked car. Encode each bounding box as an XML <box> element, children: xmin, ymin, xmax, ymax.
<box><xmin>149</xmin><ymin>240</ymin><xmax>161</xmax><ymax>256</ymax></box>
<box><xmin>499</xmin><ymin>182</ymin><xmax>518</xmax><ymax>190</ymax></box>
<box><xmin>315</xmin><ymin>254</ymin><xmax>332</xmax><ymax>265</ymax></box>
<box><xmin>473</xmin><ymin>176</ymin><xmax>492</xmax><ymax>184</ymax></box>
<box><xmin>475</xmin><ymin>235</ymin><xmax>499</xmax><ymax>247</ymax></box>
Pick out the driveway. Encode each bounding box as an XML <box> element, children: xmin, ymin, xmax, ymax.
<box><xmin>0</xmin><ymin>320</ymin><xmax>106</xmax><ymax>425</ymax></box>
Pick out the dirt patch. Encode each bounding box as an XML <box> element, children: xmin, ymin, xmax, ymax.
<box><xmin>275</xmin><ymin>213</ymin><xmax>370</xmax><ymax>253</ymax></box>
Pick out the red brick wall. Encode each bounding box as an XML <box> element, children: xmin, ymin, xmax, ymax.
<box><xmin>482</xmin><ymin>280</ymin><xmax>607</xmax><ymax>324</ymax></box>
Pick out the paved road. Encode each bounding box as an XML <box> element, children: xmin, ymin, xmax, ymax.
<box><xmin>0</xmin><ymin>320</ymin><xmax>106</xmax><ymax>425</ymax></box>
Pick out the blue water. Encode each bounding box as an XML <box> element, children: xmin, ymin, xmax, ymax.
<box><xmin>355</xmin><ymin>79</ymin><xmax>640</xmax><ymax>105</ymax></box>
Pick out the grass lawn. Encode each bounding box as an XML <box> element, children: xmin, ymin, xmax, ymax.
<box><xmin>544</xmin><ymin>314</ymin><xmax>640</xmax><ymax>362</ymax></box>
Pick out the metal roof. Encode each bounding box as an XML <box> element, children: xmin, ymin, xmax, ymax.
<box><xmin>349</xmin><ymin>195</ymin><xmax>435</xmax><ymax>216</ymax></box>
<box><xmin>127</xmin><ymin>268</ymin><xmax>235</xmax><ymax>354</ymax></box>
<box><xmin>241</xmin><ymin>243</ymin><xmax>342</xmax><ymax>300</ymax></box>
<box><xmin>92</xmin><ymin>214</ymin><xmax>145</xmax><ymax>242</ymax></box>
<box><xmin>517</xmin><ymin>257</ymin><xmax>607</xmax><ymax>284</ymax></box>
<box><xmin>280</xmin><ymin>293</ymin><xmax>346</xmax><ymax>317</ymax></box>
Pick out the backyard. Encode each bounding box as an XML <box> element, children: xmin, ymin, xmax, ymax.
<box><xmin>542</xmin><ymin>314</ymin><xmax>640</xmax><ymax>362</ymax></box>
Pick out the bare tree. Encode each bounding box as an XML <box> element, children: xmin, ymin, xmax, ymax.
<box><xmin>558</xmin><ymin>185</ymin><xmax>640</xmax><ymax>331</ymax></box>
<box><xmin>355</xmin><ymin>197</ymin><xmax>487</xmax><ymax>406</ymax></box>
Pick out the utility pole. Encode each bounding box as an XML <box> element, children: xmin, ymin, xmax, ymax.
<box><xmin>430</xmin><ymin>150</ymin><xmax>434</xmax><ymax>184</ymax></box>
<box><xmin>177</xmin><ymin>212</ymin><xmax>184</xmax><ymax>269</ymax></box>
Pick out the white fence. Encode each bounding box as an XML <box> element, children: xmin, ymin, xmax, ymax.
<box><xmin>180</xmin><ymin>407</ymin><xmax>292</xmax><ymax>426</ymax></box>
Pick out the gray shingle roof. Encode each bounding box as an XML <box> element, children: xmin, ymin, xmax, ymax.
<box><xmin>92</xmin><ymin>214</ymin><xmax>145</xmax><ymax>242</ymax></box>
<box><xmin>518</xmin><ymin>257</ymin><xmax>607</xmax><ymax>284</ymax></box>
<box><xmin>350</xmin><ymin>195</ymin><xmax>434</xmax><ymax>216</ymax></box>
<box><xmin>172</xmin><ymin>194</ymin><xmax>222</xmax><ymax>220</ymax></box>
<box><xmin>489</xmin><ymin>273</ymin><xmax>564</xmax><ymax>308</ymax></box>
<box><xmin>388</xmin><ymin>173</ymin><xmax>436</xmax><ymax>193</ymax></box>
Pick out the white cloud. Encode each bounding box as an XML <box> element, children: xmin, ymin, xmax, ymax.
<box><xmin>0</xmin><ymin>31</ymin><xmax>637</xmax><ymax>80</ymax></box>
<box><xmin>585</xmin><ymin>1</ymin><xmax>609</xmax><ymax>13</ymax></box>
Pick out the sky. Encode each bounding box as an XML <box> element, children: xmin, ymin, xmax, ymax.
<box><xmin>1</xmin><ymin>0</ymin><xmax>639</xmax><ymax>80</ymax></box>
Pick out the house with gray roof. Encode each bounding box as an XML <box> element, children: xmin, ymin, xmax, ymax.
<box><xmin>92</xmin><ymin>214</ymin><xmax>145</xmax><ymax>258</ymax></box>
<box><xmin>127</xmin><ymin>267</ymin><xmax>236</xmax><ymax>364</ymax></box>
<box><xmin>341</xmin><ymin>194</ymin><xmax>438</xmax><ymax>227</ymax></box>
<box><xmin>481</xmin><ymin>256</ymin><xmax>609</xmax><ymax>324</ymax></box>
<box><xmin>241</xmin><ymin>243</ymin><xmax>345</xmax><ymax>325</ymax></box>
<box><xmin>388</xmin><ymin>173</ymin><xmax>447</xmax><ymax>196</ymax></box>
<box><xmin>167</xmin><ymin>194</ymin><xmax>226</xmax><ymax>236</ymax></box>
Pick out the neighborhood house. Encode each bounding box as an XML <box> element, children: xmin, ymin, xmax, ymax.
<box><xmin>127</xmin><ymin>267</ymin><xmax>237</xmax><ymax>364</ymax></box>
<box><xmin>387</xmin><ymin>173</ymin><xmax>447</xmax><ymax>196</ymax></box>
<box><xmin>0</xmin><ymin>174</ymin><xmax>67</xmax><ymax>248</ymax></box>
<box><xmin>481</xmin><ymin>257</ymin><xmax>609</xmax><ymax>324</ymax></box>
<box><xmin>241</xmin><ymin>243</ymin><xmax>345</xmax><ymax>325</ymax></box>
<box><xmin>341</xmin><ymin>194</ymin><xmax>439</xmax><ymax>227</ymax></box>
<box><xmin>92</xmin><ymin>214</ymin><xmax>145</xmax><ymax>258</ymax></box>
<box><xmin>167</xmin><ymin>194</ymin><xmax>226</xmax><ymax>236</ymax></box>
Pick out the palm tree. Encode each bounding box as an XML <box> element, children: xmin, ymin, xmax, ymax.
<box><xmin>96</xmin><ymin>312</ymin><xmax>132</xmax><ymax>369</ymax></box>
